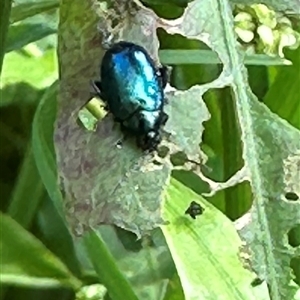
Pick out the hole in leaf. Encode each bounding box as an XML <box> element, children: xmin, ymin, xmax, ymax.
<box><xmin>285</xmin><ymin>191</ymin><xmax>299</xmax><ymax>201</ymax></box>
<box><xmin>207</xmin><ymin>181</ymin><xmax>252</xmax><ymax>220</ymax></box>
<box><xmin>114</xmin><ymin>226</ymin><xmax>143</xmax><ymax>252</ymax></box>
<box><xmin>157</xmin><ymin>30</ymin><xmax>223</xmax><ymax>88</ymax></box>
<box><xmin>287</xmin><ymin>224</ymin><xmax>300</xmax><ymax>247</ymax></box>
<box><xmin>172</xmin><ymin>170</ymin><xmax>210</xmax><ymax>195</ymax></box>
<box><xmin>170</xmin><ymin>151</ymin><xmax>188</xmax><ymax>166</ymax></box>
<box><xmin>142</xmin><ymin>1</ymin><xmax>188</xmax><ymax>19</ymax></box>
<box><xmin>77</xmin><ymin>97</ymin><xmax>106</xmax><ymax>131</ymax></box>
<box><xmin>251</xmin><ymin>277</ymin><xmax>264</xmax><ymax>287</ymax></box>
<box><xmin>202</xmin><ymin>87</ymin><xmax>245</xmax><ymax>183</ymax></box>
<box><xmin>290</xmin><ymin>256</ymin><xmax>300</xmax><ymax>286</ymax></box>
<box><xmin>201</xmin><ymin>88</ymin><xmax>252</xmax><ymax>220</ymax></box>
<box><xmin>247</xmin><ymin>66</ymin><xmax>269</xmax><ymax>100</ymax></box>
<box><xmin>157</xmin><ymin>145</ymin><xmax>169</xmax><ymax>158</ymax></box>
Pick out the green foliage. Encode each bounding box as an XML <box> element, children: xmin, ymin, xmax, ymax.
<box><xmin>0</xmin><ymin>213</ymin><xmax>81</xmax><ymax>289</ymax></box>
<box><xmin>0</xmin><ymin>0</ymin><xmax>12</xmax><ymax>75</ymax></box>
<box><xmin>0</xmin><ymin>1</ymin><xmax>299</xmax><ymax>300</ymax></box>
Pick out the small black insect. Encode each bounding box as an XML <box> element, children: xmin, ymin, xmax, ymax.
<box><xmin>251</xmin><ymin>277</ymin><xmax>264</xmax><ymax>287</ymax></box>
<box><xmin>93</xmin><ymin>41</ymin><xmax>168</xmax><ymax>151</ymax></box>
<box><xmin>185</xmin><ymin>201</ymin><xmax>204</xmax><ymax>219</ymax></box>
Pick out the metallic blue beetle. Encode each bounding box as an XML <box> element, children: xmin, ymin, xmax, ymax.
<box><xmin>93</xmin><ymin>41</ymin><xmax>168</xmax><ymax>151</ymax></box>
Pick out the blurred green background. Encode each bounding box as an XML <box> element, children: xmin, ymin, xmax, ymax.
<box><xmin>1</xmin><ymin>1</ymin><xmax>299</xmax><ymax>300</ymax></box>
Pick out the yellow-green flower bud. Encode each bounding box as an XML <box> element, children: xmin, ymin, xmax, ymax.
<box><xmin>251</xmin><ymin>4</ymin><xmax>277</xmax><ymax>29</ymax></box>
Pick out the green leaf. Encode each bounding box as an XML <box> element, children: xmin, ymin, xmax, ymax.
<box><xmin>52</xmin><ymin>0</ymin><xmax>300</xmax><ymax>299</ymax></box>
<box><xmin>162</xmin><ymin>179</ymin><xmax>266</xmax><ymax>300</ymax></box>
<box><xmin>5</xmin><ymin>23</ymin><xmax>57</xmax><ymax>53</ymax></box>
<box><xmin>264</xmin><ymin>48</ymin><xmax>300</xmax><ymax>130</ymax></box>
<box><xmin>142</xmin><ymin>0</ymin><xmax>192</xmax><ymax>7</ymax></box>
<box><xmin>0</xmin><ymin>212</ymin><xmax>81</xmax><ymax>289</ymax></box>
<box><xmin>5</xmin><ymin>7</ymin><xmax>58</xmax><ymax>53</ymax></box>
<box><xmin>159</xmin><ymin>50</ymin><xmax>290</xmax><ymax>65</ymax></box>
<box><xmin>8</xmin><ymin>146</ymin><xmax>44</xmax><ymax>228</ymax></box>
<box><xmin>92</xmin><ymin>226</ymin><xmax>176</xmax><ymax>300</ymax></box>
<box><xmin>10</xmin><ymin>0</ymin><xmax>59</xmax><ymax>23</ymax></box>
<box><xmin>55</xmin><ymin>0</ymin><xmax>215</xmax><ymax>238</ymax></box>
<box><xmin>158</xmin><ymin>0</ymin><xmax>300</xmax><ymax>299</ymax></box>
<box><xmin>32</xmin><ymin>81</ymin><xmax>64</xmax><ymax>215</ymax></box>
<box><xmin>163</xmin><ymin>274</ymin><xmax>185</xmax><ymax>300</ymax></box>
<box><xmin>202</xmin><ymin>88</ymin><xmax>252</xmax><ymax>219</ymax></box>
<box><xmin>1</xmin><ymin>49</ymin><xmax>57</xmax><ymax>89</ymax></box>
<box><xmin>83</xmin><ymin>229</ymin><xmax>139</xmax><ymax>300</ymax></box>
<box><xmin>36</xmin><ymin>197</ymin><xmax>82</xmax><ymax>277</ymax></box>
<box><xmin>0</xmin><ymin>0</ymin><xmax>12</xmax><ymax>75</ymax></box>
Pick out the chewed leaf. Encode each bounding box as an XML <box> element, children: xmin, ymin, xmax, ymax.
<box><xmin>283</xmin><ymin>150</ymin><xmax>300</xmax><ymax>197</ymax></box>
<box><xmin>55</xmin><ymin>0</ymin><xmax>211</xmax><ymax>237</ymax></box>
<box><xmin>116</xmin><ymin>5</ymin><xmax>161</xmax><ymax>60</ymax></box>
<box><xmin>164</xmin><ymin>86</ymin><xmax>210</xmax><ymax>156</ymax></box>
<box><xmin>157</xmin><ymin>0</ymin><xmax>233</xmax><ymax>76</ymax></box>
<box><xmin>54</xmin><ymin>0</ymin><xmax>300</xmax><ymax>298</ymax></box>
<box><xmin>154</xmin><ymin>0</ymin><xmax>300</xmax><ymax>298</ymax></box>
<box><xmin>57</xmin><ymin>83</ymin><xmax>211</xmax><ymax>237</ymax></box>
<box><xmin>236</xmin><ymin>95</ymin><xmax>300</xmax><ymax>297</ymax></box>
<box><xmin>58</xmin><ymin>114</ymin><xmax>170</xmax><ymax>237</ymax></box>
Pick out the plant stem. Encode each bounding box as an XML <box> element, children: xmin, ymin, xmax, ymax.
<box><xmin>0</xmin><ymin>0</ymin><xmax>13</xmax><ymax>76</ymax></box>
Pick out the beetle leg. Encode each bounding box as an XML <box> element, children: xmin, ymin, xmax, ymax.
<box><xmin>90</xmin><ymin>80</ymin><xmax>111</xmax><ymax>110</ymax></box>
<box><xmin>158</xmin><ymin>65</ymin><xmax>168</xmax><ymax>89</ymax></box>
<box><xmin>91</xmin><ymin>80</ymin><xmax>102</xmax><ymax>95</ymax></box>
<box><xmin>121</xmin><ymin>107</ymin><xmax>143</xmax><ymax>123</ymax></box>
<box><xmin>137</xmin><ymin>130</ymin><xmax>161</xmax><ymax>152</ymax></box>
<box><xmin>114</xmin><ymin>116</ymin><xmax>124</xmax><ymax>123</ymax></box>
<box><xmin>115</xmin><ymin>122</ymin><xmax>132</xmax><ymax>148</ymax></box>
<box><xmin>160</xmin><ymin>111</ymin><xmax>169</xmax><ymax>126</ymax></box>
